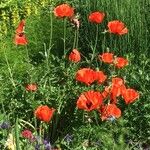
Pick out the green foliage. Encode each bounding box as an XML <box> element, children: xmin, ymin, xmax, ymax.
<box><xmin>0</xmin><ymin>0</ymin><xmax>150</xmax><ymax>149</ymax></box>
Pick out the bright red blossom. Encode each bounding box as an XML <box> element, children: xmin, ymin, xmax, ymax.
<box><xmin>122</xmin><ymin>89</ymin><xmax>139</xmax><ymax>104</ymax></box>
<box><xmin>25</xmin><ymin>83</ymin><xmax>37</xmax><ymax>92</ymax></box>
<box><xmin>34</xmin><ymin>105</ymin><xmax>55</xmax><ymax>123</ymax></box>
<box><xmin>108</xmin><ymin>20</ymin><xmax>128</xmax><ymax>35</ymax></box>
<box><xmin>100</xmin><ymin>104</ymin><xmax>121</xmax><ymax>121</ymax></box>
<box><xmin>15</xmin><ymin>20</ymin><xmax>25</xmax><ymax>33</ymax></box>
<box><xmin>114</xmin><ymin>57</ymin><xmax>128</xmax><ymax>68</ymax></box>
<box><xmin>102</xmin><ymin>86</ymin><xmax>110</xmax><ymax>99</ymax></box>
<box><xmin>77</xmin><ymin>90</ymin><xmax>103</xmax><ymax>111</ymax></box>
<box><xmin>112</xmin><ymin>77</ymin><xmax>124</xmax><ymax>87</ymax></box>
<box><xmin>14</xmin><ymin>20</ymin><xmax>28</xmax><ymax>45</ymax></box>
<box><xmin>75</xmin><ymin>68</ymin><xmax>96</xmax><ymax>85</ymax></box>
<box><xmin>88</xmin><ymin>11</ymin><xmax>105</xmax><ymax>24</ymax></box>
<box><xmin>54</xmin><ymin>4</ymin><xmax>74</xmax><ymax>18</ymax></box>
<box><xmin>69</xmin><ymin>49</ymin><xmax>81</xmax><ymax>62</ymax></box>
<box><xmin>99</xmin><ymin>52</ymin><xmax>114</xmax><ymax>64</ymax></box>
<box><xmin>95</xmin><ymin>71</ymin><xmax>107</xmax><ymax>84</ymax></box>
<box><xmin>14</xmin><ymin>33</ymin><xmax>28</xmax><ymax>45</ymax></box>
<box><xmin>110</xmin><ymin>77</ymin><xmax>126</xmax><ymax>103</ymax></box>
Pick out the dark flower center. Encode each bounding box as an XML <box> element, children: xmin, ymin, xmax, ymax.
<box><xmin>86</xmin><ymin>101</ymin><xmax>92</xmax><ymax>109</ymax></box>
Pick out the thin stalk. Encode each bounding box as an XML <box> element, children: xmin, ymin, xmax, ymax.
<box><xmin>20</xmin><ymin>119</ymin><xmax>35</xmax><ymax>130</ymax></box>
<box><xmin>51</xmin><ymin>115</ymin><xmax>59</xmax><ymax>143</ymax></box>
<box><xmin>93</xmin><ymin>111</ymin><xmax>100</xmax><ymax>126</ymax></box>
<box><xmin>4</xmin><ymin>51</ymin><xmax>16</xmax><ymax>88</ymax></box>
<box><xmin>15</xmin><ymin>118</ymin><xmax>20</xmax><ymax>150</ymax></box>
<box><xmin>25</xmin><ymin>46</ymin><xmax>30</xmax><ymax>63</ymax></box>
<box><xmin>73</xmin><ymin>29</ymin><xmax>77</xmax><ymax>49</ymax></box>
<box><xmin>48</xmin><ymin>5</ymin><xmax>53</xmax><ymax>57</ymax></box>
<box><xmin>76</xmin><ymin>28</ymin><xmax>79</xmax><ymax>49</ymax></box>
<box><xmin>102</xmin><ymin>34</ymin><xmax>106</xmax><ymax>53</ymax></box>
<box><xmin>39</xmin><ymin>122</ymin><xmax>43</xmax><ymax>145</ymax></box>
<box><xmin>44</xmin><ymin>43</ymin><xmax>49</xmax><ymax>71</ymax></box>
<box><xmin>34</xmin><ymin>117</ymin><xmax>38</xmax><ymax>135</ymax></box>
<box><xmin>91</xmin><ymin>24</ymin><xmax>99</xmax><ymax>61</ymax></box>
<box><xmin>63</xmin><ymin>18</ymin><xmax>67</xmax><ymax>57</ymax></box>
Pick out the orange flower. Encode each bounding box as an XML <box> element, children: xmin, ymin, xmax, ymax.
<box><xmin>110</xmin><ymin>77</ymin><xmax>126</xmax><ymax>103</ymax></box>
<box><xmin>107</xmin><ymin>20</ymin><xmax>128</xmax><ymax>35</ymax></box>
<box><xmin>25</xmin><ymin>83</ymin><xmax>37</xmax><ymax>92</ymax></box>
<box><xmin>114</xmin><ymin>57</ymin><xmax>128</xmax><ymax>68</ymax></box>
<box><xmin>77</xmin><ymin>90</ymin><xmax>103</xmax><ymax>111</ymax></box>
<box><xmin>88</xmin><ymin>11</ymin><xmax>105</xmax><ymax>24</ymax></box>
<box><xmin>99</xmin><ymin>52</ymin><xmax>114</xmax><ymax>64</ymax></box>
<box><xmin>112</xmin><ymin>77</ymin><xmax>124</xmax><ymax>87</ymax></box>
<box><xmin>15</xmin><ymin>20</ymin><xmax>25</xmax><ymax>33</ymax></box>
<box><xmin>95</xmin><ymin>71</ymin><xmax>107</xmax><ymax>84</ymax></box>
<box><xmin>54</xmin><ymin>4</ymin><xmax>74</xmax><ymax>18</ymax></box>
<box><xmin>14</xmin><ymin>33</ymin><xmax>28</xmax><ymax>45</ymax></box>
<box><xmin>69</xmin><ymin>49</ymin><xmax>81</xmax><ymax>62</ymax></box>
<box><xmin>101</xmin><ymin>86</ymin><xmax>110</xmax><ymax>99</ymax></box>
<box><xmin>14</xmin><ymin>20</ymin><xmax>28</xmax><ymax>45</ymax></box>
<box><xmin>34</xmin><ymin>105</ymin><xmax>55</xmax><ymax>123</ymax></box>
<box><xmin>75</xmin><ymin>68</ymin><xmax>96</xmax><ymax>85</ymax></box>
<box><xmin>100</xmin><ymin>104</ymin><xmax>121</xmax><ymax>121</ymax></box>
<box><xmin>122</xmin><ymin>89</ymin><xmax>139</xmax><ymax>104</ymax></box>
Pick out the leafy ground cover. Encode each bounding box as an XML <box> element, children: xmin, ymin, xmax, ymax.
<box><xmin>0</xmin><ymin>0</ymin><xmax>150</xmax><ymax>149</ymax></box>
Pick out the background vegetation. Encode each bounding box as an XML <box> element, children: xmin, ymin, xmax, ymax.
<box><xmin>0</xmin><ymin>0</ymin><xmax>150</xmax><ymax>149</ymax></box>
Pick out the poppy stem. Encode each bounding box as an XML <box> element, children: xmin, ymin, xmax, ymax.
<box><xmin>102</xmin><ymin>34</ymin><xmax>106</xmax><ymax>54</ymax></box>
<box><xmin>76</xmin><ymin>28</ymin><xmax>79</xmax><ymax>48</ymax></box>
<box><xmin>15</xmin><ymin>118</ymin><xmax>20</xmax><ymax>150</ymax></box>
<box><xmin>4</xmin><ymin>50</ymin><xmax>16</xmax><ymax>88</ymax></box>
<box><xmin>93</xmin><ymin>111</ymin><xmax>100</xmax><ymax>126</ymax></box>
<box><xmin>73</xmin><ymin>29</ymin><xmax>77</xmax><ymax>49</ymax></box>
<box><xmin>48</xmin><ymin>4</ymin><xmax>53</xmax><ymax>55</ymax></box>
<box><xmin>73</xmin><ymin>28</ymin><xmax>79</xmax><ymax>49</ymax></box>
<box><xmin>63</xmin><ymin>18</ymin><xmax>67</xmax><ymax>57</ymax></box>
<box><xmin>26</xmin><ymin>45</ymin><xmax>29</xmax><ymax>60</ymax></box>
<box><xmin>39</xmin><ymin>122</ymin><xmax>43</xmax><ymax>143</ymax></box>
<box><xmin>91</xmin><ymin>24</ymin><xmax>99</xmax><ymax>61</ymax></box>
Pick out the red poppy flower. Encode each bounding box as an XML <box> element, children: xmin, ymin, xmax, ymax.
<box><xmin>69</xmin><ymin>49</ymin><xmax>81</xmax><ymax>62</ymax></box>
<box><xmin>122</xmin><ymin>89</ymin><xmax>139</xmax><ymax>104</ymax></box>
<box><xmin>95</xmin><ymin>71</ymin><xmax>107</xmax><ymax>84</ymax></box>
<box><xmin>101</xmin><ymin>86</ymin><xmax>110</xmax><ymax>99</ymax></box>
<box><xmin>25</xmin><ymin>83</ymin><xmax>37</xmax><ymax>92</ymax></box>
<box><xmin>114</xmin><ymin>57</ymin><xmax>128</xmax><ymax>68</ymax></box>
<box><xmin>99</xmin><ymin>52</ymin><xmax>114</xmax><ymax>64</ymax></box>
<box><xmin>110</xmin><ymin>77</ymin><xmax>126</xmax><ymax>103</ymax></box>
<box><xmin>14</xmin><ymin>20</ymin><xmax>28</xmax><ymax>45</ymax></box>
<box><xmin>14</xmin><ymin>33</ymin><xmax>28</xmax><ymax>45</ymax></box>
<box><xmin>88</xmin><ymin>11</ymin><xmax>105</xmax><ymax>24</ymax></box>
<box><xmin>77</xmin><ymin>90</ymin><xmax>103</xmax><ymax>111</ymax></box>
<box><xmin>75</xmin><ymin>68</ymin><xmax>96</xmax><ymax>85</ymax></box>
<box><xmin>100</xmin><ymin>104</ymin><xmax>121</xmax><ymax>121</ymax></box>
<box><xmin>15</xmin><ymin>20</ymin><xmax>25</xmax><ymax>33</ymax></box>
<box><xmin>54</xmin><ymin>4</ymin><xmax>74</xmax><ymax>18</ymax></box>
<box><xmin>21</xmin><ymin>130</ymin><xmax>33</xmax><ymax>139</ymax></box>
<box><xmin>107</xmin><ymin>20</ymin><xmax>128</xmax><ymax>35</ymax></box>
<box><xmin>34</xmin><ymin>105</ymin><xmax>55</xmax><ymax>123</ymax></box>
<box><xmin>112</xmin><ymin>77</ymin><xmax>124</xmax><ymax>87</ymax></box>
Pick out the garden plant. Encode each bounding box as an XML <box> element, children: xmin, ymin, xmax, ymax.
<box><xmin>0</xmin><ymin>0</ymin><xmax>150</xmax><ymax>150</ymax></box>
